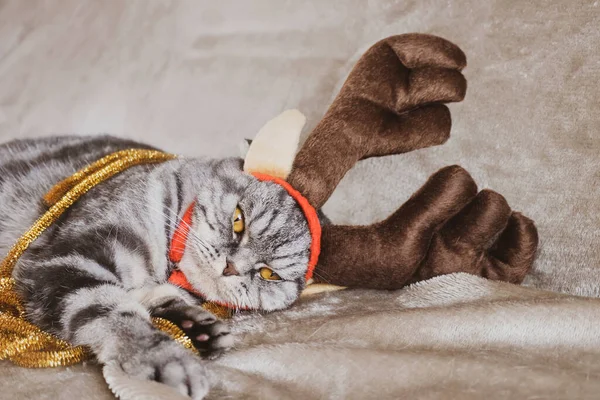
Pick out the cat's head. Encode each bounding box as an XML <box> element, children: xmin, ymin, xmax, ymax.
<box><xmin>177</xmin><ymin>158</ymin><xmax>311</xmax><ymax>312</ymax></box>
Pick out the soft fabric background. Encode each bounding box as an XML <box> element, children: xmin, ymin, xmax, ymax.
<box><xmin>0</xmin><ymin>0</ymin><xmax>598</xmax><ymax>399</ymax></box>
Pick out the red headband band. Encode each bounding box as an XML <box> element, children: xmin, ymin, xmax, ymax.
<box><xmin>251</xmin><ymin>173</ymin><xmax>321</xmax><ymax>282</ymax></box>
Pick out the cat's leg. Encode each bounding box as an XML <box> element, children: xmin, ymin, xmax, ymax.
<box><xmin>16</xmin><ymin>259</ymin><xmax>209</xmax><ymax>399</ymax></box>
<box><xmin>133</xmin><ymin>283</ymin><xmax>234</xmax><ymax>358</ymax></box>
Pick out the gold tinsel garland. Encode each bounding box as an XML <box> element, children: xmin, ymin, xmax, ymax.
<box><xmin>0</xmin><ymin>149</ymin><xmax>209</xmax><ymax>368</ymax></box>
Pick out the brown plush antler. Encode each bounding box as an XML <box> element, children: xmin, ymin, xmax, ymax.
<box><xmin>288</xmin><ymin>33</ymin><xmax>467</xmax><ymax>209</ymax></box>
<box><xmin>316</xmin><ymin>165</ymin><xmax>538</xmax><ymax>288</ymax></box>
<box><xmin>287</xmin><ymin>34</ymin><xmax>538</xmax><ymax>289</ymax></box>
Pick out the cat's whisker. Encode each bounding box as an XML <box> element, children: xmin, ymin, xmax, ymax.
<box><xmin>130</xmin><ymin>198</ymin><xmax>224</xmax><ymax>266</ymax></box>
<box><xmin>313</xmin><ymin>271</ymin><xmax>333</xmax><ymax>284</ymax></box>
<box><xmin>131</xmin><ymin>200</ymin><xmax>218</xmax><ymax>260</ymax></box>
<box><xmin>236</xmin><ymin>289</ymin><xmax>252</xmax><ymax>310</ymax></box>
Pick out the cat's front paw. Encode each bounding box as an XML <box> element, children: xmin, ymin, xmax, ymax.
<box><xmin>153</xmin><ymin>302</ymin><xmax>234</xmax><ymax>359</ymax></box>
<box><xmin>114</xmin><ymin>332</ymin><xmax>209</xmax><ymax>399</ymax></box>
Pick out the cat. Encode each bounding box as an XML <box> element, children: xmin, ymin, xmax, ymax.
<box><xmin>0</xmin><ymin>135</ymin><xmax>314</xmax><ymax>399</ymax></box>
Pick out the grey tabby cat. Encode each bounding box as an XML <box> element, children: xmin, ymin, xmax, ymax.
<box><xmin>0</xmin><ymin>135</ymin><xmax>313</xmax><ymax>399</ymax></box>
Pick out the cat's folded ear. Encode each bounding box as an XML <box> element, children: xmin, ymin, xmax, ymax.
<box><xmin>243</xmin><ymin>109</ymin><xmax>306</xmax><ymax>180</ymax></box>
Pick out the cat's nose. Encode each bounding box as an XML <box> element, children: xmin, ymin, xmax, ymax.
<box><xmin>222</xmin><ymin>261</ymin><xmax>240</xmax><ymax>276</ymax></box>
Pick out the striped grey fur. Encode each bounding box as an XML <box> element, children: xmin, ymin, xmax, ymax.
<box><xmin>0</xmin><ymin>135</ymin><xmax>311</xmax><ymax>398</ymax></box>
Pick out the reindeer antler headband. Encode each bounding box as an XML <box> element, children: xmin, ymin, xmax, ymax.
<box><xmin>244</xmin><ymin>33</ymin><xmax>537</xmax><ymax>292</ymax></box>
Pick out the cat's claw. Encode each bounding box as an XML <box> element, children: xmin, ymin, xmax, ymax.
<box><xmin>153</xmin><ymin>302</ymin><xmax>234</xmax><ymax>359</ymax></box>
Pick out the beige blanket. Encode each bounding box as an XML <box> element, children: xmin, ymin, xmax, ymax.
<box><xmin>0</xmin><ymin>0</ymin><xmax>599</xmax><ymax>399</ymax></box>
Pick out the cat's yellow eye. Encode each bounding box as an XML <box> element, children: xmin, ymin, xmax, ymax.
<box><xmin>233</xmin><ymin>206</ymin><xmax>245</xmax><ymax>234</ymax></box>
<box><xmin>259</xmin><ymin>267</ymin><xmax>281</xmax><ymax>281</ymax></box>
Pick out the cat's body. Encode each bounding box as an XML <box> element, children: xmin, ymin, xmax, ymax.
<box><xmin>0</xmin><ymin>135</ymin><xmax>313</xmax><ymax>399</ymax></box>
